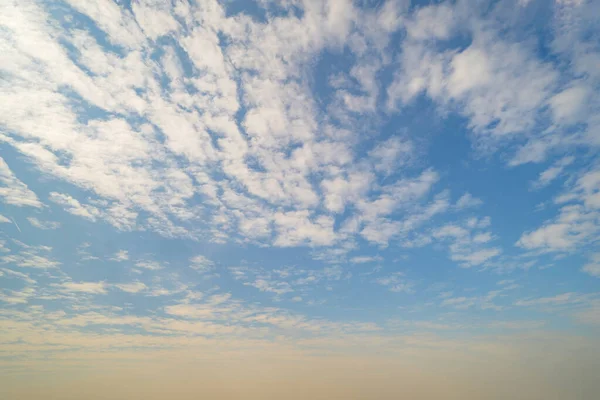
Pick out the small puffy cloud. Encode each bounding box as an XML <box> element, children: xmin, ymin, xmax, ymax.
<box><xmin>531</xmin><ymin>156</ymin><xmax>575</xmax><ymax>189</ymax></box>
<box><xmin>349</xmin><ymin>255</ymin><xmax>383</xmax><ymax>264</ymax></box>
<box><xmin>111</xmin><ymin>250</ymin><xmax>129</xmax><ymax>262</ymax></box>
<box><xmin>27</xmin><ymin>217</ymin><xmax>61</xmax><ymax>230</ymax></box>
<box><xmin>518</xmin><ymin>166</ymin><xmax>600</xmax><ymax>253</ymax></box>
<box><xmin>514</xmin><ymin>292</ymin><xmax>586</xmax><ymax>307</ymax></box>
<box><xmin>450</xmin><ymin>248</ymin><xmax>501</xmax><ymax>267</ymax></box>
<box><xmin>441</xmin><ymin>296</ymin><xmax>477</xmax><ymax>309</ymax></box>
<box><xmin>431</xmin><ymin>219</ymin><xmax>500</xmax><ymax>268</ymax></box>
<box><xmin>1</xmin><ymin>268</ymin><xmax>36</xmax><ymax>284</ymax></box>
<box><xmin>59</xmin><ymin>281</ymin><xmax>108</xmax><ymax>294</ymax></box>
<box><xmin>442</xmin><ymin>291</ymin><xmax>503</xmax><ymax>311</ymax></box>
<box><xmin>135</xmin><ymin>260</ymin><xmax>164</xmax><ymax>271</ymax></box>
<box><xmin>249</xmin><ymin>279</ymin><xmax>293</xmax><ymax>296</ymax></box>
<box><xmin>0</xmin><ymin>214</ymin><xmax>10</xmax><ymax>223</ymax></box>
<box><xmin>1</xmin><ymin>249</ymin><xmax>60</xmax><ymax>269</ymax></box>
<box><xmin>49</xmin><ymin>192</ymin><xmax>100</xmax><ymax>221</ymax></box>
<box><xmin>375</xmin><ymin>272</ymin><xmax>414</xmax><ymax>293</ymax></box>
<box><xmin>455</xmin><ymin>193</ymin><xmax>483</xmax><ymax>210</ymax></box>
<box><xmin>273</xmin><ymin>211</ymin><xmax>337</xmax><ymax>247</ymax></box>
<box><xmin>369</xmin><ymin>137</ymin><xmax>413</xmax><ymax>174</ymax></box>
<box><xmin>0</xmin><ymin>287</ymin><xmax>36</xmax><ymax>304</ymax></box>
<box><xmin>114</xmin><ymin>282</ymin><xmax>147</xmax><ymax>293</ymax></box>
<box><xmin>189</xmin><ymin>255</ymin><xmax>214</xmax><ymax>273</ymax></box>
<box><xmin>582</xmin><ymin>254</ymin><xmax>600</xmax><ymax>278</ymax></box>
<box><xmin>517</xmin><ymin>206</ymin><xmax>596</xmax><ymax>252</ymax></box>
<box><xmin>466</xmin><ymin>217</ymin><xmax>491</xmax><ymax>229</ymax></box>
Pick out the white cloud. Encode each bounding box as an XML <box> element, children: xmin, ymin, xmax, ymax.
<box><xmin>110</xmin><ymin>250</ymin><xmax>129</xmax><ymax>262</ymax></box>
<box><xmin>0</xmin><ymin>157</ymin><xmax>42</xmax><ymax>208</ymax></box>
<box><xmin>369</xmin><ymin>137</ymin><xmax>413</xmax><ymax>175</ymax></box>
<box><xmin>375</xmin><ymin>272</ymin><xmax>414</xmax><ymax>293</ymax></box>
<box><xmin>58</xmin><ymin>281</ymin><xmax>108</xmax><ymax>295</ymax></box>
<box><xmin>63</xmin><ymin>0</ymin><xmax>146</xmax><ymax>48</ymax></box>
<box><xmin>0</xmin><ymin>0</ymin><xmax>457</xmax><ymax>250</ymax></box>
<box><xmin>518</xmin><ymin>166</ymin><xmax>600</xmax><ymax>253</ymax></box>
<box><xmin>582</xmin><ymin>254</ymin><xmax>600</xmax><ymax>278</ymax></box>
<box><xmin>386</xmin><ymin>1</ymin><xmax>600</xmax><ymax>167</ymax></box>
<box><xmin>49</xmin><ymin>192</ymin><xmax>101</xmax><ymax>221</ymax></box>
<box><xmin>273</xmin><ymin>211</ymin><xmax>337</xmax><ymax>247</ymax></box>
<box><xmin>442</xmin><ymin>290</ymin><xmax>503</xmax><ymax>311</ymax></box>
<box><xmin>0</xmin><ymin>286</ymin><xmax>35</xmax><ymax>304</ymax></box>
<box><xmin>431</xmin><ymin>219</ymin><xmax>501</xmax><ymax>268</ymax></box>
<box><xmin>349</xmin><ymin>255</ymin><xmax>383</xmax><ymax>264</ymax></box>
<box><xmin>0</xmin><ymin>268</ymin><xmax>36</xmax><ymax>285</ymax></box>
<box><xmin>114</xmin><ymin>282</ymin><xmax>147</xmax><ymax>294</ymax></box>
<box><xmin>549</xmin><ymin>85</ymin><xmax>589</xmax><ymax>124</ymax></box>
<box><xmin>135</xmin><ymin>260</ymin><xmax>164</xmax><ymax>271</ymax></box>
<box><xmin>189</xmin><ymin>255</ymin><xmax>215</xmax><ymax>273</ymax></box>
<box><xmin>27</xmin><ymin>217</ymin><xmax>60</xmax><ymax>230</ymax></box>
<box><xmin>405</xmin><ymin>3</ymin><xmax>458</xmax><ymax>40</ymax></box>
<box><xmin>531</xmin><ymin>156</ymin><xmax>575</xmax><ymax>189</ymax></box>
<box><xmin>0</xmin><ymin>214</ymin><xmax>10</xmax><ymax>223</ymax></box>
<box><xmin>450</xmin><ymin>248</ymin><xmax>501</xmax><ymax>266</ymax></box>
<box><xmin>249</xmin><ymin>279</ymin><xmax>293</xmax><ymax>296</ymax></box>
<box><xmin>514</xmin><ymin>292</ymin><xmax>589</xmax><ymax>307</ymax></box>
<box><xmin>131</xmin><ymin>0</ymin><xmax>179</xmax><ymax>40</ymax></box>
<box><xmin>455</xmin><ymin>193</ymin><xmax>483</xmax><ymax>210</ymax></box>
<box><xmin>390</xmin><ymin>24</ymin><xmax>557</xmax><ymax>141</ymax></box>
<box><xmin>1</xmin><ymin>246</ymin><xmax>59</xmax><ymax>269</ymax></box>
<box><xmin>229</xmin><ymin>264</ymin><xmax>344</xmax><ymax>302</ymax></box>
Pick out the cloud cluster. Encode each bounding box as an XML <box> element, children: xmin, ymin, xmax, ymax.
<box><xmin>0</xmin><ymin>1</ymin><xmax>508</xmax><ymax>252</ymax></box>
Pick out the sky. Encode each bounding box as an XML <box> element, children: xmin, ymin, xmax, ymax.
<box><xmin>1</xmin><ymin>0</ymin><xmax>599</xmax><ymax>399</ymax></box>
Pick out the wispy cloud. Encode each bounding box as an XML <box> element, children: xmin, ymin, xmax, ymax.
<box><xmin>27</xmin><ymin>217</ymin><xmax>61</xmax><ymax>230</ymax></box>
<box><xmin>0</xmin><ymin>157</ymin><xmax>42</xmax><ymax>208</ymax></box>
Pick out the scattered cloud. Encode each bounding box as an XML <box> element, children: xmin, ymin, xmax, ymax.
<box><xmin>442</xmin><ymin>290</ymin><xmax>504</xmax><ymax>311</ymax></box>
<box><xmin>375</xmin><ymin>272</ymin><xmax>415</xmax><ymax>293</ymax></box>
<box><xmin>0</xmin><ymin>157</ymin><xmax>42</xmax><ymax>208</ymax></box>
<box><xmin>518</xmin><ymin>166</ymin><xmax>600</xmax><ymax>253</ymax></box>
<box><xmin>430</xmin><ymin>219</ymin><xmax>501</xmax><ymax>268</ymax></box>
<box><xmin>110</xmin><ymin>250</ymin><xmax>129</xmax><ymax>262</ymax></box>
<box><xmin>49</xmin><ymin>192</ymin><xmax>101</xmax><ymax>222</ymax></box>
<box><xmin>349</xmin><ymin>255</ymin><xmax>383</xmax><ymax>264</ymax></box>
<box><xmin>531</xmin><ymin>156</ymin><xmax>575</xmax><ymax>189</ymax></box>
<box><xmin>114</xmin><ymin>281</ymin><xmax>147</xmax><ymax>294</ymax></box>
<box><xmin>189</xmin><ymin>255</ymin><xmax>215</xmax><ymax>273</ymax></box>
<box><xmin>57</xmin><ymin>281</ymin><xmax>108</xmax><ymax>295</ymax></box>
<box><xmin>27</xmin><ymin>217</ymin><xmax>61</xmax><ymax>230</ymax></box>
<box><xmin>455</xmin><ymin>193</ymin><xmax>483</xmax><ymax>210</ymax></box>
<box><xmin>514</xmin><ymin>292</ymin><xmax>590</xmax><ymax>307</ymax></box>
<box><xmin>1</xmin><ymin>245</ymin><xmax>59</xmax><ymax>269</ymax></box>
<box><xmin>582</xmin><ymin>253</ymin><xmax>600</xmax><ymax>278</ymax></box>
<box><xmin>135</xmin><ymin>260</ymin><xmax>164</xmax><ymax>271</ymax></box>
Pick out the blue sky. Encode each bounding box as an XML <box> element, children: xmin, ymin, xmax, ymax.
<box><xmin>1</xmin><ymin>0</ymin><xmax>600</xmax><ymax>398</ymax></box>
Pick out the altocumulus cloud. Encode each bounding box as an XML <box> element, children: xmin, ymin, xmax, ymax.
<box><xmin>0</xmin><ymin>1</ymin><xmax>600</xmax><ymax>399</ymax></box>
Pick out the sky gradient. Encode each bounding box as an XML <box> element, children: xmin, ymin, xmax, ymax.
<box><xmin>1</xmin><ymin>0</ymin><xmax>599</xmax><ymax>398</ymax></box>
